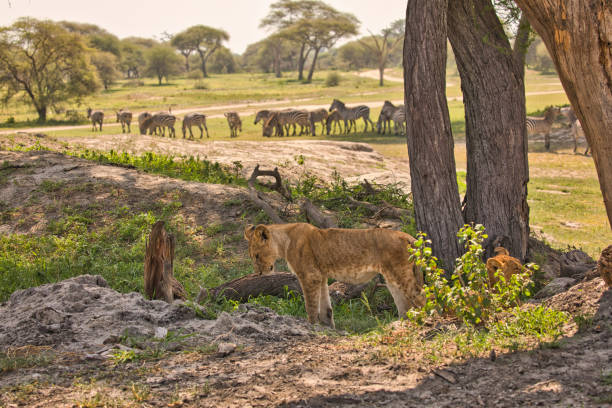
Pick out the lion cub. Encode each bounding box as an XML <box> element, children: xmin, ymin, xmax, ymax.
<box><xmin>485</xmin><ymin>247</ymin><xmax>525</xmax><ymax>287</ymax></box>
<box><xmin>244</xmin><ymin>223</ymin><xmax>424</xmax><ymax>328</ymax></box>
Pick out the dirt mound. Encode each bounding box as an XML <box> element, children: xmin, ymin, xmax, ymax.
<box><xmin>0</xmin><ymin>275</ymin><xmax>314</xmax><ymax>353</ymax></box>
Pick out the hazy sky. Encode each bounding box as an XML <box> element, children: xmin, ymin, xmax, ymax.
<box><xmin>1</xmin><ymin>0</ymin><xmax>408</xmax><ymax>53</ymax></box>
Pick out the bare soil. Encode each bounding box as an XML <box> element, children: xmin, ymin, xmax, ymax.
<box><xmin>0</xmin><ymin>147</ymin><xmax>610</xmax><ymax>407</ymax></box>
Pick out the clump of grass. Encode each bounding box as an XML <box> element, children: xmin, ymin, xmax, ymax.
<box><xmin>77</xmin><ymin>150</ymin><xmax>245</xmax><ymax>187</ymax></box>
<box><xmin>0</xmin><ymin>346</ymin><xmax>55</xmax><ymax>373</ymax></box>
<box><xmin>325</xmin><ymin>72</ymin><xmax>341</xmax><ymax>87</ymax></box>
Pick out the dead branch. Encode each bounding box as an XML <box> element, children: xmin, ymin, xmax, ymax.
<box><xmin>248</xmin><ymin>165</ymin><xmax>285</xmax><ymax>224</ymax></box>
<box><xmin>248</xmin><ymin>164</ymin><xmax>292</xmax><ymax>201</ymax></box>
<box><xmin>144</xmin><ymin>221</ymin><xmax>186</xmax><ymax>303</ymax></box>
<box><xmin>300</xmin><ymin>198</ymin><xmax>338</xmax><ymax>228</ymax></box>
<box><xmin>347</xmin><ymin>196</ymin><xmax>410</xmax><ymax>219</ymax></box>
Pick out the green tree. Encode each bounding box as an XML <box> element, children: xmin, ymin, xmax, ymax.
<box><xmin>91</xmin><ymin>51</ymin><xmax>120</xmax><ymax>90</ymax></box>
<box><xmin>170</xmin><ymin>31</ymin><xmax>197</xmax><ymax>72</ymax></box>
<box><xmin>207</xmin><ymin>46</ymin><xmax>237</xmax><ymax>74</ymax></box>
<box><xmin>358</xmin><ymin>19</ymin><xmax>404</xmax><ymax>86</ymax></box>
<box><xmin>120</xmin><ymin>40</ymin><xmax>147</xmax><ymax>78</ymax></box>
<box><xmin>338</xmin><ymin>40</ymin><xmax>378</xmax><ymax>70</ymax></box>
<box><xmin>0</xmin><ymin>18</ymin><xmax>100</xmax><ymax>122</ymax></box>
<box><xmin>145</xmin><ymin>45</ymin><xmax>182</xmax><ymax>85</ymax></box>
<box><xmin>176</xmin><ymin>25</ymin><xmax>229</xmax><ymax>77</ymax></box>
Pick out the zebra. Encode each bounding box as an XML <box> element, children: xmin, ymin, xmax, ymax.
<box><xmin>263</xmin><ymin>110</ymin><xmax>311</xmax><ymax>137</ymax></box>
<box><xmin>224</xmin><ymin>112</ymin><xmax>242</xmax><ymax>137</ymax></box>
<box><xmin>87</xmin><ymin>108</ymin><xmax>104</xmax><ymax>132</ymax></box>
<box><xmin>329</xmin><ymin>99</ymin><xmax>374</xmax><ymax>133</ymax></box>
<box><xmin>567</xmin><ymin>108</ymin><xmax>590</xmax><ymax>155</ymax></box>
<box><xmin>325</xmin><ymin>109</ymin><xmax>344</xmax><ymax>135</ymax></box>
<box><xmin>255</xmin><ymin>110</ymin><xmax>281</xmax><ymax>137</ymax></box>
<box><xmin>138</xmin><ymin>112</ymin><xmax>152</xmax><ymax>135</ymax></box>
<box><xmin>391</xmin><ymin>106</ymin><xmax>406</xmax><ymax>135</ymax></box>
<box><xmin>376</xmin><ymin>101</ymin><xmax>400</xmax><ymax>134</ymax></box>
<box><xmin>182</xmin><ymin>112</ymin><xmax>209</xmax><ymax>139</ymax></box>
<box><xmin>308</xmin><ymin>108</ymin><xmax>328</xmax><ymax>136</ymax></box>
<box><xmin>141</xmin><ymin>113</ymin><xmax>177</xmax><ymax>138</ymax></box>
<box><xmin>526</xmin><ymin>106</ymin><xmax>560</xmax><ymax>151</ymax></box>
<box><xmin>116</xmin><ymin>109</ymin><xmax>132</xmax><ymax>133</ymax></box>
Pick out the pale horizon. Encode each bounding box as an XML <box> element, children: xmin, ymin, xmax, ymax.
<box><xmin>1</xmin><ymin>0</ymin><xmax>408</xmax><ymax>54</ymax></box>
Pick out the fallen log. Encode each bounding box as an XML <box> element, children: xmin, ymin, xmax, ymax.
<box><xmin>300</xmin><ymin>198</ymin><xmax>338</xmax><ymax>228</ymax></box>
<box><xmin>346</xmin><ymin>196</ymin><xmax>411</xmax><ymax>219</ymax></box>
<box><xmin>196</xmin><ymin>272</ymin><xmax>383</xmax><ymax>303</ymax></box>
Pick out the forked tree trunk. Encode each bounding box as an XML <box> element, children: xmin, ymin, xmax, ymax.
<box><xmin>306</xmin><ymin>47</ymin><xmax>321</xmax><ymax>83</ymax></box>
<box><xmin>515</xmin><ymin>0</ymin><xmax>612</xmax><ymax>228</ymax></box>
<box><xmin>297</xmin><ymin>42</ymin><xmax>306</xmax><ymax>81</ymax></box>
<box><xmin>448</xmin><ymin>0</ymin><xmax>530</xmax><ymax>261</ymax></box>
<box><xmin>404</xmin><ymin>0</ymin><xmax>464</xmax><ymax>271</ymax></box>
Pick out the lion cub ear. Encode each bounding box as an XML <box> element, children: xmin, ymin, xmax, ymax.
<box><xmin>255</xmin><ymin>225</ymin><xmax>269</xmax><ymax>241</ymax></box>
<box><xmin>244</xmin><ymin>224</ymin><xmax>256</xmax><ymax>241</ymax></box>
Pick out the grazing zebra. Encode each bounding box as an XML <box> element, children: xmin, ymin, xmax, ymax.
<box><xmin>526</xmin><ymin>106</ymin><xmax>560</xmax><ymax>151</ymax></box>
<box><xmin>87</xmin><ymin>108</ymin><xmax>104</xmax><ymax>132</ymax></box>
<box><xmin>263</xmin><ymin>110</ymin><xmax>311</xmax><ymax>137</ymax></box>
<box><xmin>141</xmin><ymin>113</ymin><xmax>177</xmax><ymax>138</ymax></box>
<box><xmin>377</xmin><ymin>101</ymin><xmax>399</xmax><ymax>134</ymax></box>
<box><xmin>308</xmin><ymin>108</ymin><xmax>328</xmax><ymax>136</ymax></box>
<box><xmin>325</xmin><ymin>109</ymin><xmax>344</xmax><ymax>135</ymax></box>
<box><xmin>182</xmin><ymin>112</ymin><xmax>209</xmax><ymax>139</ymax></box>
<box><xmin>224</xmin><ymin>112</ymin><xmax>242</xmax><ymax>138</ymax></box>
<box><xmin>254</xmin><ymin>110</ymin><xmax>281</xmax><ymax>137</ymax></box>
<box><xmin>329</xmin><ymin>99</ymin><xmax>374</xmax><ymax>133</ymax></box>
<box><xmin>566</xmin><ymin>109</ymin><xmax>590</xmax><ymax>155</ymax></box>
<box><xmin>390</xmin><ymin>106</ymin><xmax>406</xmax><ymax>135</ymax></box>
<box><xmin>138</xmin><ymin>112</ymin><xmax>153</xmax><ymax>135</ymax></box>
<box><xmin>116</xmin><ymin>109</ymin><xmax>132</xmax><ymax>133</ymax></box>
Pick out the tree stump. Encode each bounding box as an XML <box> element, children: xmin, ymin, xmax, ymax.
<box><xmin>144</xmin><ymin>221</ymin><xmax>186</xmax><ymax>303</ymax></box>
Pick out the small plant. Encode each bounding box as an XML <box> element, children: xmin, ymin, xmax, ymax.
<box><xmin>193</xmin><ymin>79</ymin><xmax>208</xmax><ymax>90</ymax></box>
<box><xmin>5</xmin><ymin>116</ymin><xmax>15</xmax><ymax>124</ymax></box>
<box><xmin>407</xmin><ymin>224</ymin><xmax>537</xmax><ymax>327</ymax></box>
<box><xmin>325</xmin><ymin>72</ymin><xmax>341</xmax><ymax>87</ymax></box>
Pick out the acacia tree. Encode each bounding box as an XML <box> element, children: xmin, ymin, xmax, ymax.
<box><xmin>515</xmin><ymin>0</ymin><xmax>612</xmax><ymax>228</ymax></box>
<box><xmin>91</xmin><ymin>51</ymin><xmax>120</xmax><ymax>90</ymax></box>
<box><xmin>179</xmin><ymin>25</ymin><xmax>229</xmax><ymax>77</ymax></box>
<box><xmin>0</xmin><ymin>18</ymin><xmax>100</xmax><ymax>122</ymax></box>
<box><xmin>145</xmin><ymin>45</ymin><xmax>182</xmax><ymax>85</ymax></box>
<box><xmin>262</xmin><ymin>33</ymin><xmax>287</xmax><ymax>78</ymax></box>
<box><xmin>171</xmin><ymin>32</ymin><xmax>196</xmax><ymax>72</ymax></box>
<box><xmin>404</xmin><ymin>0</ymin><xmax>464</xmax><ymax>271</ymax></box>
<box><xmin>359</xmin><ymin>19</ymin><xmax>404</xmax><ymax>86</ymax></box>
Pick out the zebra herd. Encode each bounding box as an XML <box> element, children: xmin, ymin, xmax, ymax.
<box><xmin>86</xmin><ymin>100</ymin><xmax>588</xmax><ymax>154</ymax></box>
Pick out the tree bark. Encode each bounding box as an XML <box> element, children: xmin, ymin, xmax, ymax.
<box><xmin>379</xmin><ymin>63</ymin><xmax>385</xmax><ymax>86</ymax></box>
<box><xmin>144</xmin><ymin>221</ymin><xmax>186</xmax><ymax>303</ymax></box>
<box><xmin>306</xmin><ymin>47</ymin><xmax>321</xmax><ymax>83</ymax></box>
<box><xmin>515</xmin><ymin>0</ymin><xmax>612</xmax><ymax>228</ymax></box>
<box><xmin>447</xmin><ymin>0</ymin><xmax>530</xmax><ymax>261</ymax></box>
<box><xmin>404</xmin><ymin>0</ymin><xmax>464</xmax><ymax>272</ymax></box>
<box><xmin>36</xmin><ymin>106</ymin><xmax>47</xmax><ymax>122</ymax></box>
<box><xmin>297</xmin><ymin>42</ymin><xmax>306</xmax><ymax>80</ymax></box>
<box><xmin>513</xmin><ymin>12</ymin><xmax>531</xmax><ymax>68</ymax></box>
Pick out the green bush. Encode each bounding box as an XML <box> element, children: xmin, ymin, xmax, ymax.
<box><xmin>325</xmin><ymin>72</ymin><xmax>341</xmax><ymax>87</ymax></box>
<box><xmin>408</xmin><ymin>224</ymin><xmax>537</xmax><ymax>327</ymax></box>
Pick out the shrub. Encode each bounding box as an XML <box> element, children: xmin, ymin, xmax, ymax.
<box><xmin>122</xmin><ymin>79</ymin><xmax>145</xmax><ymax>88</ymax></box>
<box><xmin>408</xmin><ymin>224</ymin><xmax>537</xmax><ymax>327</ymax></box>
<box><xmin>193</xmin><ymin>79</ymin><xmax>208</xmax><ymax>90</ymax></box>
<box><xmin>187</xmin><ymin>70</ymin><xmax>204</xmax><ymax>80</ymax></box>
<box><xmin>325</xmin><ymin>72</ymin><xmax>341</xmax><ymax>87</ymax></box>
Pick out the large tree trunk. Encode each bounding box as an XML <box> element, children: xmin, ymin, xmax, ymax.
<box><xmin>35</xmin><ymin>105</ymin><xmax>47</xmax><ymax>122</ymax></box>
<box><xmin>447</xmin><ymin>0</ymin><xmax>530</xmax><ymax>261</ymax></box>
<box><xmin>515</xmin><ymin>0</ymin><xmax>612</xmax><ymax>228</ymax></box>
<box><xmin>379</xmin><ymin>63</ymin><xmax>385</xmax><ymax>86</ymax></box>
<box><xmin>306</xmin><ymin>47</ymin><xmax>321</xmax><ymax>83</ymax></box>
<box><xmin>404</xmin><ymin>0</ymin><xmax>464</xmax><ymax>272</ymax></box>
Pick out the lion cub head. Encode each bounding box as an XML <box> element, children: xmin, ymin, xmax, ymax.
<box><xmin>244</xmin><ymin>224</ymin><xmax>276</xmax><ymax>275</ymax></box>
<box><xmin>486</xmin><ymin>246</ymin><xmax>525</xmax><ymax>287</ymax></box>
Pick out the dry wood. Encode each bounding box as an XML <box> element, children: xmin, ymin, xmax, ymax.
<box><xmin>196</xmin><ymin>272</ymin><xmax>382</xmax><ymax>303</ymax></box>
<box><xmin>300</xmin><ymin>198</ymin><xmax>337</xmax><ymax>228</ymax></box>
<box><xmin>247</xmin><ymin>165</ymin><xmax>285</xmax><ymax>224</ymax></box>
<box><xmin>346</xmin><ymin>196</ymin><xmax>410</xmax><ymax>219</ymax></box>
<box><xmin>144</xmin><ymin>221</ymin><xmax>186</xmax><ymax>303</ymax></box>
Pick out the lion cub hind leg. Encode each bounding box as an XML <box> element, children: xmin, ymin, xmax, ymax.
<box><xmin>319</xmin><ymin>280</ymin><xmax>335</xmax><ymax>328</ymax></box>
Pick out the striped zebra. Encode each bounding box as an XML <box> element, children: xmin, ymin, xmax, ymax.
<box><xmin>325</xmin><ymin>109</ymin><xmax>344</xmax><ymax>135</ymax></box>
<box><xmin>391</xmin><ymin>106</ymin><xmax>406</xmax><ymax>135</ymax></box>
<box><xmin>255</xmin><ymin>110</ymin><xmax>281</xmax><ymax>137</ymax></box>
<box><xmin>182</xmin><ymin>112</ymin><xmax>209</xmax><ymax>139</ymax></box>
<box><xmin>138</xmin><ymin>112</ymin><xmax>152</xmax><ymax>135</ymax></box>
<box><xmin>263</xmin><ymin>110</ymin><xmax>311</xmax><ymax>137</ymax></box>
<box><xmin>308</xmin><ymin>108</ymin><xmax>328</xmax><ymax>136</ymax></box>
<box><xmin>87</xmin><ymin>108</ymin><xmax>104</xmax><ymax>132</ymax></box>
<box><xmin>526</xmin><ymin>106</ymin><xmax>560</xmax><ymax>151</ymax></box>
<box><xmin>376</xmin><ymin>101</ymin><xmax>399</xmax><ymax>134</ymax></box>
<box><xmin>224</xmin><ymin>112</ymin><xmax>242</xmax><ymax>138</ymax></box>
<box><xmin>141</xmin><ymin>113</ymin><xmax>177</xmax><ymax>138</ymax></box>
<box><xmin>566</xmin><ymin>109</ymin><xmax>590</xmax><ymax>155</ymax></box>
<box><xmin>329</xmin><ymin>99</ymin><xmax>374</xmax><ymax>133</ymax></box>
<box><xmin>116</xmin><ymin>109</ymin><xmax>132</xmax><ymax>133</ymax></box>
